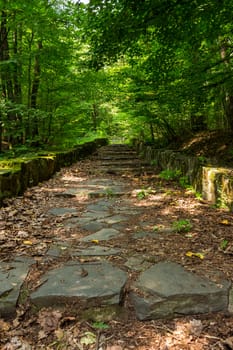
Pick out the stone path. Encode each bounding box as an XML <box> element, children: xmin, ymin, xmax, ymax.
<box><xmin>0</xmin><ymin>144</ymin><xmax>232</xmax><ymax>320</ymax></box>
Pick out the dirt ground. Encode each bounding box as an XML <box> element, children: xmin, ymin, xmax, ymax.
<box><xmin>1</xmin><ymin>133</ymin><xmax>233</xmax><ymax>350</ymax></box>
<box><xmin>174</xmin><ymin>130</ymin><xmax>233</xmax><ymax>166</ymax></box>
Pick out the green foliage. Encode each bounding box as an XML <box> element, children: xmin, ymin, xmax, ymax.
<box><xmin>136</xmin><ymin>190</ymin><xmax>147</xmax><ymax>200</ymax></box>
<box><xmin>150</xmin><ymin>159</ymin><xmax>158</xmax><ymax>166</ymax></box>
<box><xmin>136</xmin><ymin>187</ymin><xmax>153</xmax><ymax>200</ymax></box>
<box><xmin>1</xmin><ymin>0</ymin><xmax>233</xmax><ymax>150</ymax></box>
<box><xmin>220</xmin><ymin>239</ymin><xmax>228</xmax><ymax>250</ymax></box>
<box><xmin>172</xmin><ymin>219</ymin><xmax>192</xmax><ymax>233</ymax></box>
<box><xmin>85</xmin><ymin>0</ymin><xmax>233</xmax><ymax>137</ymax></box>
<box><xmin>198</xmin><ymin>156</ymin><xmax>208</xmax><ymax>165</ymax></box>
<box><xmin>195</xmin><ymin>191</ymin><xmax>203</xmax><ymax>200</ymax></box>
<box><xmin>179</xmin><ymin>176</ymin><xmax>190</xmax><ymax>188</ymax></box>
<box><xmin>105</xmin><ymin>188</ymin><xmax>114</xmax><ymax>198</ymax></box>
<box><xmin>159</xmin><ymin>169</ymin><xmax>182</xmax><ymax>181</ymax></box>
<box><xmin>92</xmin><ymin>321</ymin><xmax>109</xmax><ymax>330</ymax></box>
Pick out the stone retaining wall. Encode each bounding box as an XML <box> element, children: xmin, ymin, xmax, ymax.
<box><xmin>0</xmin><ymin>138</ymin><xmax>107</xmax><ymax>203</ymax></box>
<box><xmin>136</xmin><ymin>143</ymin><xmax>233</xmax><ymax>211</ymax></box>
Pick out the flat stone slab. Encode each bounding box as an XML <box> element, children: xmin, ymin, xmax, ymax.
<box><xmin>82</xmin><ymin>210</ymin><xmax>110</xmax><ymax>220</ymax></box>
<box><xmin>46</xmin><ymin>244</ymin><xmax>71</xmax><ymax>257</ymax></box>
<box><xmin>100</xmin><ymin>215</ymin><xmax>127</xmax><ymax>225</ymax></box>
<box><xmin>130</xmin><ymin>261</ymin><xmax>231</xmax><ymax>320</ymax></box>
<box><xmin>81</xmin><ymin>221</ymin><xmax>104</xmax><ymax>232</ymax></box>
<box><xmin>47</xmin><ymin>244</ymin><xmax>120</xmax><ymax>257</ymax></box>
<box><xmin>30</xmin><ymin>261</ymin><xmax>127</xmax><ymax>308</ymax></box>
<box><xmin>48</xmin><ymin>207</ymin><xmax>78</xmax><ymax>216</ymax></box>
<box><xmin>88</xmin><ymin>190</ymin><xmax>126</xmax><ymax>198</ymax></box>
<box><xmin>124</xmin><ymin>256</ymin><xmax>151</xmax><ymax>271</ymax></box>
<box><xmin>74</xmin><ymin>246</ymin><xmax>121</xmax><ymax>256</ymax></box>
<box><xmin>87</xmin><ymin>201</ymin><xmax>112</xmax><ymax>212</ymax></box>
<box><xmin>0</xmin><ymin>257</ymin><xmax>32</xmax><ymax>318</ymax></box>
<box><xmin>80</xmin><ymin>228</ymin><xmax>120</xmax><ymax>242</ymax></box>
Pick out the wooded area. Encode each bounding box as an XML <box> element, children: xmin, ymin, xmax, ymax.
<box><xmin>1</xmin><ymin>0</ymin><xmax>233</xmax><ymax>153</ymax></box>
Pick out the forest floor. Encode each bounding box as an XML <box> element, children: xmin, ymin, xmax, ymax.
<box><xmin>1</xmin><ymin>133</ymin><xmax>233</xmax><ymax>349</ymax></box>
<box><xmin>173</xmin><ymin>130</ymin><xmax>233</xmax><ymax>166</ymax></box>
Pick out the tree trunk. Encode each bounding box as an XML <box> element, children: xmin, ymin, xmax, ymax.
<box><xmin>224</xmin><ymin>95</ymin><xmax>233</xmax><ymax>132</ymax></box>
<box><xmin>0</xmin><ymin>9</ymin><xmax>14</xmax><ymax>101</ymax></box>
<box><xmin>220</xmin><ymin>41</ymin><xmax>233</xmax><ymax>132</ymax></box>
<box><xmin>92</xmin><ymin>103</ymin><xmax>98</xmax><ymax>131</ymax></box>
<box><xmin>13</xmin><ymin>22</ymin><xmax>22</xmax><ymax>104</ymax></box>
<box><xmin>31</xmin><ymin>40</ymin><xmax>43</xmax><ymax>137</ymax></box>
<box><xmin>149</xmin><ymin>122</ymin><xmax>155</xmax><ymax>143</ymax></box>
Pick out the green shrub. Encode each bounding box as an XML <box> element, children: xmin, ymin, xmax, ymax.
<box><xmin>159</xmin><ymin>169</ymin><xmax>182</xmax><ymax>181</ymax></box>
<box><xmin>172</xmin><ymin>219</ymin><xmax>192</xmax><ymax>233</ymax></box>
<box><xmin>179</xmin><ymin>176</ymin><xmax>190</xmax><ymax>188</ymax></box>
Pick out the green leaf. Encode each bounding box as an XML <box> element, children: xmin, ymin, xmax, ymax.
<box><xmin>80</xmin><ymin>331</ymin><xmax>96</xmax><ymax>345</ymax></box>
<box><xmin>92</xmin><ymin>321</ymin><xmax>109</xmax><ymax>329</ymax></box>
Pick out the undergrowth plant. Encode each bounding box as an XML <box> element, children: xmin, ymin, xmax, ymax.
<box><xmin>220</xmin><ymin>239</ymin><xmax>228</xmax><ymax>250</ymax></box>
<box><xmin>159</xmin><ymin>169</ymin><xmax>182</xmax><ymax>181</ymax></box>
<box><xmin>179</xmin><ymin>176</ymin><xmax>190</xmax><ymax>188</ymax></box>
<box><xmin>136</xmin><ymin>187</ymin><xmax>153</xmax><ymax>200</ymax></box>
<box><xmin>172</xmin><ymin>219</ymin><xmax>192</xmax><ymax>233</ymax></box>
<box><xmin>137</xmin><ymin>190</ymin><xmax>147</xmax><ymax>200</ymax></box>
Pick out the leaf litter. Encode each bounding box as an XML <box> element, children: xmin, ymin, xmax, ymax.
<box><xmin>0</xmin><ymin>158</ymin><xmax>233</xmax><ymax>349</ymax></box>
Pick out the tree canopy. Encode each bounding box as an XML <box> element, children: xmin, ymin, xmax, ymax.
<box><xmin>1</xmin><ymin>0</ymin><xmax>233</xmax><ymax>152</ymax></box>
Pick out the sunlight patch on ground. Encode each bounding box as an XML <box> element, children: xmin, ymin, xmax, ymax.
<box><xmin>61</xmin><ymin>175</ymin><xmax>87</xmax><ymax>182</ymax></box>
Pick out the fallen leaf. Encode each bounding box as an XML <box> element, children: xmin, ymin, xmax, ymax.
<box><xmin>23</xmin><ymin>240</ymin><xmax>33</xmax><ymax>245</ymax></box>
<box><xmin>92</xmin><ymin>239</ymin><xmax>99</xmax><ymax>244</ymax></box>
<box><xmin>80</xmin><ymin>331</ymin><xmax>96</xmax><ymax>345</ymax></box>
<box><xmin>2</xmin><ymin>336</ymin><xmax>32</xmax><ymax>349</ymax></box>
<box><xmin>222</xmin><ymin>336</ymin><xmax>233</xmax><ymax>349</ymax></box>
<box><xmin>220</xmin><ymin>219</ymin><xmax>230</xmax><ymax>225</ymax></box>
<box><xmin>186</xmin><ymin>251</ymin><xmax>204</xmax><ymax>259</ymax></box>
<box><xmin>106</xmin><ymin>346</ymin><xmax>123</xmax><ymax>350</ymax></box>
<box><xmin>0</xmin><ymin>319</ymin><xmax>10</xmax><ymax>331</ymax></box>
<box><xmin>188</xmin><ymin>319</ymin><xmax>203</xmax><ymax>336</ymax></box>
<box><xmin>37</xmin><ymin>309</ymin><xmax>62</xmax><ymax>335</ymax></box>
<box><xmin>55</xmin><ymin>328</ymin><xmax>64</xmax><ymax>340</ymax></box>
<box><xmin>17</xmin><ymin>230</ymin><xmax>29</xmax><ymax>238</ymax></box>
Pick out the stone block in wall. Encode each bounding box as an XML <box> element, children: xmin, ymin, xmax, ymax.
<box><xmin>136</xmin><ymin>143</ymin><xmax>233</xmax><ymax>211</ymax></box>
<box><xmin>0</xmin><ymin>138</ymin><xmax>108</xmax><ymax>204</ymax></box>
<box><xmin>0</xmin><ymin>169</ymin><xmax>22</xmax><ymax>200</ymax></box>
<box><xmin>202</xmin><ymin>167</ymin><xmax>233</xmax><ymax>209</ymax></box>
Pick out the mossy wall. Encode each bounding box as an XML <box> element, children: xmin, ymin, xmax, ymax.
<box><xmin>136</xmin><ymin>142</ymin><xmax>233</xmax><ymax>211</ymax></box>
<box><xmin>0</xmin><ymin>138</ymin><xmax>107</xmax><ymax>203</ymax></box>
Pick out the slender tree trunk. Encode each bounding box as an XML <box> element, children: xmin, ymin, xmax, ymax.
<box><xmin>0</xmin><ymin>8</ymin><xmax>18</xmax><ymax>144</ymax></box>
<box><xmin>31</xmin><ymin>40</ymin><xmax>42</xmax><ymax>137</ymax></box>
<box><xmin>149</xmin><ymin>122</ymin><xmax>155</xmax><ymax>143</ymax></box>
<box><xmin>0</xmin><ymin>9</ymin><xmax>14</xmax><ymax>101</ymax></box>
<box><xmin>13</xmin><ymin>23</ymin><xmax>22</xmax><ymax>104</ymax></box>
<box><xmin>220</xmin><ymin>42</ymin><xmax>233</xmax><ymax>132</ymax></box>
<box><xmin>92</xmin><ymin>103</ymin><xmax>98</xmax><ymax>131</ymax></box>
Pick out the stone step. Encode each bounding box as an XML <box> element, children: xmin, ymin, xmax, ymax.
<box><xmin>1</xmin><ymin>258</ymin><xmax>231</xmax><ymax>320</ymax></box>
<box><xmin>100</xmin><ymin>161</ymin><xmax>142</xmax><ymax>167</ymax></box>
<box><xmin>130</xmin><ymin>261</ymin><xmax>231</xmax><ymax>320</ymax></box>
<box><xmin>98</xmin><ymin>155</ymin><xmax>138</xmax><ymax>160</ymax></box>
<box><xmin>98</xmin><ymin>150</ymin><xmax>137</xmax><ymax>157</ymax></box>
<box><xmin>98</xmin><ymin>145</ymin><xmax>136</xmax><ymax>154</ymax></box>
<box><xmin>97</xmin><ymin>166</ymin><xmax>154</xmax><ymax>175</ymax></box>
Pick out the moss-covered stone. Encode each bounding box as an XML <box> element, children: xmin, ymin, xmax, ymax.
<box><xmin>81</xmin><ymin>305</ymin><xmax>128</xmax><ymax>322</ymax></box>
<box><xmin>136</xmin><ymin>143</ymin><xmax>233</xmax><ymax>211</ymax></box>
<box><xmin>0</xmin><ymin>138</ymin><xmax>108</xmax><ymax>205</ymax></box>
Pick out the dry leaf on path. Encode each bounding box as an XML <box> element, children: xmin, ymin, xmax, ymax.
<box><xmin>106</xmin><ymin>345</ymin><xmax>123</xmax><ymax>350</ymax></box>
<box><xmin>222</xmin><ymin>336</ymin><xmax>233</xmax><ymax>349</ymax></box>
<box><xmin>185</xmin><ymin>251</ymin><xmax>205</xmax><ymax>259</ymax></box>
<box><xmin>37</xmin><ymin>309</ymin><xmax>62</xmax><ymax>336</ymax></box>
<box><xmin>0</xmin><ymin>319</ymin><xmax>10</xmax><ymax>331</ymax></box>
